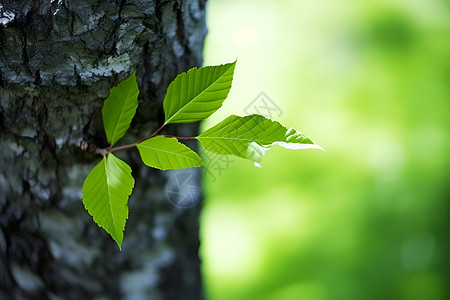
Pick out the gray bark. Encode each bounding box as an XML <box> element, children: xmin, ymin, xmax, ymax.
<box><xmin>0</xmin><ymin>0</ymin><xmax>207</xmax><ymax>299</ymax></box>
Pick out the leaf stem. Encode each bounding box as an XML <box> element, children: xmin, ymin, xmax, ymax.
<box><xmin>147</xmin><ymin>123</ymin><xmax>165</xmax><ymax>139</ymax></box>
<box><xmin>107</xmin><ymin>124</ymin><xmax>166</xmax><ymax>154</ymax></box>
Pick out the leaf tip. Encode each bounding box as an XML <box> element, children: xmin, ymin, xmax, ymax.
<box><xmin>316</xmin><ymin>144</ymin><xmax>325</xmax><ymax>152</ymax></box>
<box><xmin>229</xmin><ymin>59</ymin><xmax>237</xmax><ymax>71</ymax></box>
<box><xmin>116</xmin><ymin>240</ymin><xmax>123</xmax><ymax>251</ymax></box>
<box><xmin>111</xmin><ymin>230</ymin><xmax>124</xmax><ymax>251</ymax></box>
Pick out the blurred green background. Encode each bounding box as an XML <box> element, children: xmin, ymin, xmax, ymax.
<box><xmin>199</xmin><ymin>0</ymin><xmax>450</xmax><ymax>300</ymax></box>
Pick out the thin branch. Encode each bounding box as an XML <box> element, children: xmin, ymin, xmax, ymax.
<box><xmin>95</xmin><ymin>148</ymin><xmax>108</xmax><ymax>157</ymax></box>
<box><xmin>91</xmin><ymin>124</ymin><xmax>199</xmax><ymax>155</ymax></box>
<box><xmin>108</xmin><ymin>142</ymin><xmax>138</xmax><ymax>153</ymax></box>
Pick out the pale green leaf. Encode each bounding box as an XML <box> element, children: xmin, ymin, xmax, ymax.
<box><xmin>163</xmin><ymin>61</ymin><xmax>236</xmax><ymax>125</ymax></box>
<box><xmin>197</xmin><ymin>114</ymin><xmax>323</xmax><ymax>164</ymax></box>
<box><xmin>102</xmin><ymin>71</ymin><xmax>139</xmax><ymax>145</ymax></box>
<box><xmin>82</xmin><ymin>154</ymin><xmax>134</xmax><ymax>249</ymax></box>
<box><xmin>137</xmin><ymin>136</ymin><xmax>203</xmax><ymax>170</ymax></box>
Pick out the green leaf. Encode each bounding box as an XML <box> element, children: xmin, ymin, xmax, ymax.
<box><xmin>82</xmin><ymin>154</ymin><xmax>134</xmax><ymax>250</ymax></box>
<box><xmin>197</xmin><ymin>114</ymin><xmax>323</xmax><ymax>164</ymax></box>
<box><xmin>163</xmin><ymin>61</ymin><xmax>236</xmax><ymax>125</ymax></box>
<box><xmin>102</xmin><ymin>71</ymin><xmax>139</xmax><ymax>146</ymax></box>
<box><xmin>137</xmin><ymin>136</ymin><xmax>204</xmax><ymax>170</ymax></box>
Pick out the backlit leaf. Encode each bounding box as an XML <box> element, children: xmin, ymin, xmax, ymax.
<box><xmin>197</xmin><ymin>114</ymin><xmax>323</xmax><ymax>164</ymax></box>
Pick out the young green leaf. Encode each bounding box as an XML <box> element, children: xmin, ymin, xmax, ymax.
<box><xmin>197</xmin><ymin>114</ymin><xmax>323</xmax><ymax>164</ymax></box>
<box><xmin>82</xmin><ymin>154</ymin><xmax>134</xmax><ymax>250</ymax></box>
<box><xmin>136</xmin><ymin>136</ymin><xmax>203</xmax><ymax>170</ymax></box>
<box><xmin>163</xmin><ymin>61</ymin><xmax>236</xmax><ymax>125</ymax></box>
<box><xmin>102</xmin><ymin>71</ymin><xmax>139</xmax><ymax>146</ymax></box>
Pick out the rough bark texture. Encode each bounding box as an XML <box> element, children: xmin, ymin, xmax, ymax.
<box><xmin>0</xmin><ymin>0</ymin><xmax>207</xmax><ymax>299</ymax></box>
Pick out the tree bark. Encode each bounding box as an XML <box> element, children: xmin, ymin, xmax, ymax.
<box><xmin>0</xmin><ymin>0</ymin><xmax>207</xmax><ymax>299</ymax></box>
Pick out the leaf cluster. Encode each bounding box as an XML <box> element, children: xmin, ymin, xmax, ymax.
<box><xmin>82</xmin><ymin>61</ymin><xmax>322</xmax><ymax>249</ymax></box>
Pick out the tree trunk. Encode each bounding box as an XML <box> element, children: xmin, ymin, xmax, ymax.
<box><xmin>0</xmin><ymin>1</ymin><xmax>206</xmax><ymax>299</ymax></box>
